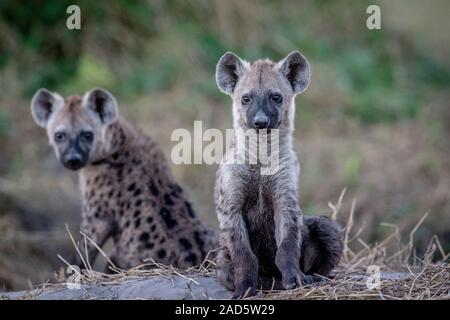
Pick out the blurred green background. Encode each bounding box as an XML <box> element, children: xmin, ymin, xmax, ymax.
<box><xmin>0</xmin><ymin>0</ymin><xmax>449</xmax><ymax>290</ymax></box>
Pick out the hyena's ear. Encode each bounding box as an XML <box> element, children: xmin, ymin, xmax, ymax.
<box><xmin>83</xmin><ymin>88</ymin><xmax>118</xmax><ymax>125</ymax></box>
<box><xmin>216</xmin><ymin>52</ymin><xmax>249</xmax><ymax>95</ymax></box>
<box><xmin>277</xmin><ymin>51</ymin><xmax>311</xmax><ymax>94</ymax></box>
<box><xmin>31</xmin><ymin>88</ymin><xmax>63</xmax><ymax>128</ymax></box>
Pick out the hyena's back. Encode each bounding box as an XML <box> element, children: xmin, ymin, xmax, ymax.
<box><xmin>79</xmin><ymin>120</ymin><xmax>219</xmax><ymax>269</ymax></box>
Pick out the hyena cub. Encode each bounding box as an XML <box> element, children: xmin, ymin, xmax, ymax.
<box><xmin>31</xmin><ymin>88</ymin><xmax>217</xmax><ymax>270</ymax></box>
<box><xmin>214</xmin><ymin>51</ymin><xmax>343</xmax><ymax>298</ymax></box>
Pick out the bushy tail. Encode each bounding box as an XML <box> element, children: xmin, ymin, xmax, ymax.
<box><xmin>300</xmin><ymin>215</ymin><xmax>343</xmax><ymax>276</ymax></box>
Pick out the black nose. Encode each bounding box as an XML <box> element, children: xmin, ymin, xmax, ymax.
<box><xmin>253</xmin><ymin>116</ymin><xmax>269</xmax><ymax>129</ymax></box>
<box><xmin>65</xmin><ymin>156</ymin><xmax>83</xmax><ymax>170</ymax></box>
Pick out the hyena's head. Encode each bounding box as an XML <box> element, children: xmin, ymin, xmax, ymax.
<box><xmin>216</xmin><ymin>51</ymin><xmax>310</xmax><ymax>131</ymax></box>
<box><xmin>31</xmin><ymin>88</ymin><xmax>118</xmax><ymax>170</ymax></box>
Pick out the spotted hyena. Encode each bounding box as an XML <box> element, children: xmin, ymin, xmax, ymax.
<box><xmin>214</xmin><ymin>51</ymin><xmax>343</xmax><ymax>298</ymax></box>
<box><xmin>31</xmin><ymin>88</ymin><xmax>218</xmax><ymax>270</ymax></box>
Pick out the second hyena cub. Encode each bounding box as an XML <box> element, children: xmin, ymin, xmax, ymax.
<box><xmin>31</xmin><ymin>88</ymin><xmax>217</xmax><ymax>270</ymax></box>
<box><xmin>214</xmin><ymin>51</ymin><xmax>343</xmax><ymax>298</ymax></box>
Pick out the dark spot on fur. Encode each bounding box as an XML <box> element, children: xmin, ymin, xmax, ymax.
<box><xmin>133</xmin><ymin>210</ymin><xmax>141</xmax><ymax>217</ymax></box>
<box><xmin>150</xmin><ymin>225</ymin><xmax>156</xmax><ymax>232</ymax></box>
<box><xmin>185</xmin><ymin>201</ymin><xmax>196</xmax><ymax>218</ymax></box>
<box><xmin>135</xmin><ymin>199</ymin><xmax>142</xmax><ymax>207</ymax></box>
<box><xmin>157</xmin><ymin>249</ymin><xmax>166</xmax><ymax>259</ymax></box>
<box><xmin>184</xmin><ymin>253</ymin><xmax>197</xmax><ymax>265</ymax></box>
<box><xmin>109</xmin><ymin>162</ymin><xmax>124</xmax><ymax>169</ymax></box>
<box><xmin>171</xmin><ymin>184</ymin><xmax>183</xmax><ymax>196</ymax></box>
<box><xmin>124</xmin><ymin>220</ymin><xmax>130</xmax><ymax>228</ymax></box>
<box><xmin>134</xmin><ymin>218</ymin><xmax>141</xmax><ymax>228</ymax></box>
<box><xmin>148</xmin><ymin>180</ymin><xmax>159</xmax><ymax>196</ymax></box>
<box><xmin>133</xmin><ymin>188</ymin><xmax>142</xmax><ymax>197</ymax></box>
<box><xmin>164</xmin><ymin>194</ymin><xmax>174</xmax><ymax>206</ymax></box>
<box><xmin>173</xmin><ymin>184</ymin><xmax>182</xmax><ymax>193</ymax></box>
<box><xmin>159</xmin><ymin>207</ymin><xmax>177</xmax><ymax>229</ymax></box>
<box><xmin>147</xmin><ymin>217</ymin><xmax>153</xmax><ymax>224</ymax></box>
<box><xmin>132</xmin><ymin>158</ymin><xmax>142</xmax><ymax>166</ymax></box>
<box><xmin>139</xmin><ymin>232</ymin><xmax>149</xmax><ymax>242</ymax></box>
<box><xmin>127</xmin><ymin>183</ymin><xmax>136</xmax><ymax>192</ymax></box>
<box><xmin>179</xmin><ymin>238</ymin><xmax>192</xmax><ymax>250</ymax></box>
<box><xmin>145</xmin><ymin>242</ymin><xmax>154</xmax><ymax>249</ymax></box>
<box><xmin>112</xmin><ymin>152</ymin><xmax>119</xmax><ymax>160</ymax></box>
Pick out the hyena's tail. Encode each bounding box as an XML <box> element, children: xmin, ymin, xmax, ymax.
<box><xmin>300</xmin><ymin>215</ymin><xmax>343</xmax><ymax>276</ymax></box>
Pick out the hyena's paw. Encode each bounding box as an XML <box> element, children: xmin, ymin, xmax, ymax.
<box><xmin>281</xmin><ymin>269</ymin><xmax>325</xmax><ymax>289</ymax></box>
<box><xmin>217</xmin><ymin>267</ymin><xmax>235</xmax><ymax>291</ymax></box>
<box><xmin>280</xmin><ymin>268</ymin><xmax>301</xmax><ymax>290</ymax></box>
<box><xmin>216</xmin><ymin>246</ymin><xmax>235</xmax><ymax>291</ymax></box>
<box><xmin>232</xmin><ymin>278</ymin><xmax>258</xmax><ymax>299</ymax></box>
<box><xmin>299</xmin><ymin>271</ymin><xmax>325</xmax><ymax>286</ymax></box>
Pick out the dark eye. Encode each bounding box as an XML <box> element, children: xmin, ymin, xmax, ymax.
<box><xmin>271</xmin><ymin>94</ymin><xmax>283</xmax><ymax>104</ymax></box>
<box><xmin>54</xmin><ymin>132</ymin><xmax>66</xmax><ymax>143</ymax></box>
<box><xmin>241</xmin><ymin>95</ymin><xmax>252</xmax><ymax>105</ymax></box>
<box><xmin>81</xmin><ymin>131</ymin><xmax>94</xmax><ymax>142</ymax></box>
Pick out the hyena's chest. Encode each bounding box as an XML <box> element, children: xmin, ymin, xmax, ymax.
<box><xmin>243</xmin><ymin>176</ymin><xmax>279</xmax><ymax>272</ymax></box>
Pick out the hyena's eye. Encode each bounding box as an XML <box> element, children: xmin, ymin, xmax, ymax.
<box><xmin>80</xmin><ymin>131</ymin><xmax>94</xmax><ymax>142</ymax></box>
<box><xmin>241</xmin><ymin>95</ymin><xmax>252</xmax><ymax>105</ymax></box>
<box><xmin>271</xmin><ymin>93</ymin><xmax>283</xmax><ymax>104</ymax></box>
<box><xmin>54</xmin><ymin>131</ymin><xmax>67</xmax><ymax>143</ymax></box>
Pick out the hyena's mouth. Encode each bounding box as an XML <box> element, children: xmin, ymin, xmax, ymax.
<box><xmin>62</xmin><ymin>156</ymin><xmax>88</xmax><ymax>170</ymax></box>
<box><xmin>62</xmin><ymin>161</ymin><xmax>85</xmax><ymax>170</ymax></box>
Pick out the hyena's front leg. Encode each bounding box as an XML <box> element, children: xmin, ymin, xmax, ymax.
<box><xmin>218</xmin><ymin>211</ymin><xmax>259</xmax><ymax>298</ymax></box>
<box><xmin>71</xmin><ymin>208</ymin><xmax>115</xmax><ymax>269</ymax></box>
<box><xmin>273</xmin><ymin>185</ymin><xmax>303</xmax><ymax>289</ymax></box>
<box><xmin>217</xmin><ymin>235</ymin><xmax>234</xmax><ymax>291</ymax></box>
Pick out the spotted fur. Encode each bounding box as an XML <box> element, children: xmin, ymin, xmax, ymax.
<box><xmin>31</xmin><ymin>88</ymin><xmax>218</xmax><ymax>270</ymax></box>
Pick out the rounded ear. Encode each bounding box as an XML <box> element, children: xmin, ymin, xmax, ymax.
<box><xmin>31</xmin><ymin>88</ymin><xmax>63</xmax><ymax>128</ymax></box>
<box><xmin>216</xmin><ymin>52</ymin><xmax>249</xmax><ymax>95</ymax></box>
<box><xmin>83</xmin><ymin>88</ymin><xmax>118</xmax><ymax>125</ymax></box>
<box><xmin>277</xmin><ymin>51</ymin><xmax>311</xmax><ymax>94</ymax></box>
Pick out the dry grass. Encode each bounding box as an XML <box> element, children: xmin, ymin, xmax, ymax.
<box><xmin>8</xmin><ymin>190</ymin><xmax>447</xmax><ymax>300</ymax></box>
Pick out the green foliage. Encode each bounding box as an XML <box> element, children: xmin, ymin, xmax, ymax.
<box><xmin>61</xmin><ymin>56</ymin><xmax>116</xmax><ymax>94</ymax></box>
<box><xmin>1</xmin><ymin>0</ymin><xmax>449</xmax><ymax>122</ymax></box>
<box><xmin>342</xmin><ymin>154</ymin><xmax>362</xmax><ymax>187</ymax></box>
